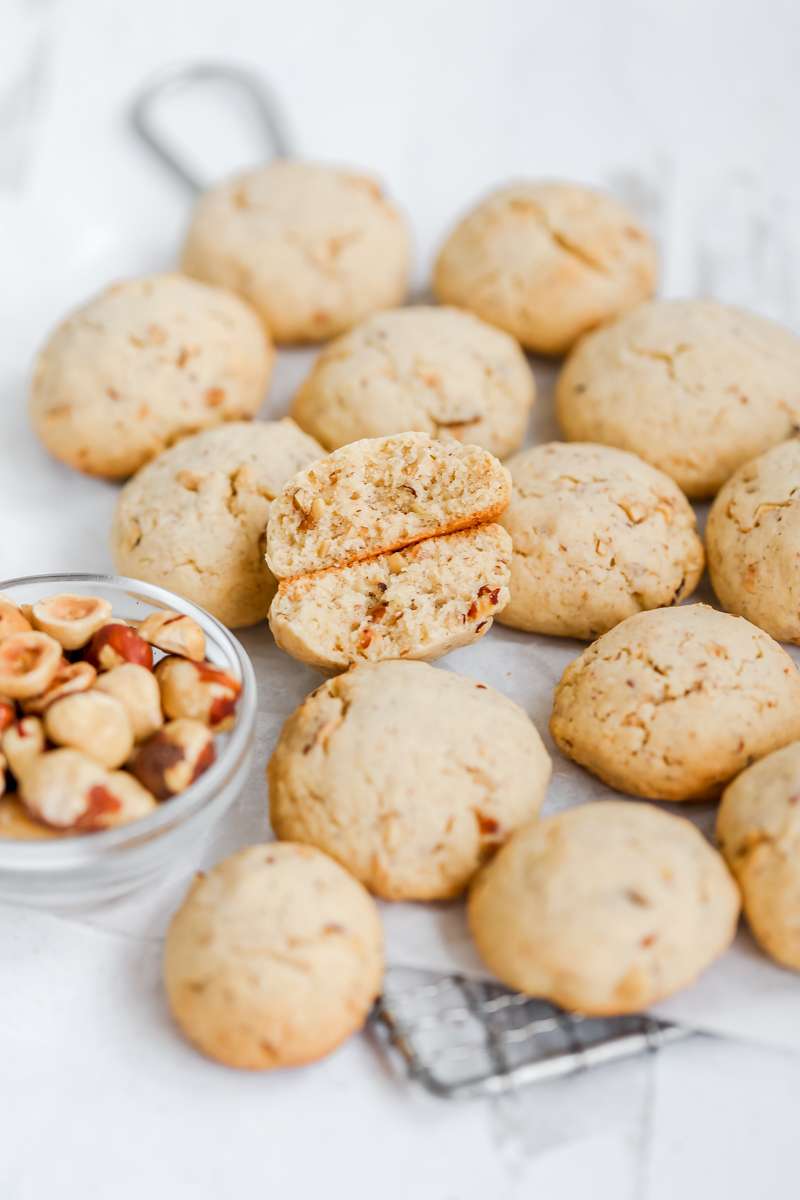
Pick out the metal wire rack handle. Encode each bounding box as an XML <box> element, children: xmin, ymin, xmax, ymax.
<box><xmin>129</xmin><ymin>62</ymin><xmax>291</xmax><ymax>194</ymax></box>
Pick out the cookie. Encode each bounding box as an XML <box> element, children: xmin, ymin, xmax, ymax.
<box><xmin>269</xmin><ymin>524</ymin><xmax>512</xmax><ymax>670</ymax></box>
<box><xmin>550</xmin><ymin>604</ymin><xmax>800</xmax><ymax>801</ymax></box>
<box><xmin>468</xmin><ymin>801</ymin><xmax>740</xmax><ymax>1015</ymax></box>
<box><xmin>290</xmin><ymin>306</ymin><xmax>535</xmax><ymax>459</ymax></box>
<box><xmin>557</xmin><ymin>300</ymin><xmax>800</xmax><ymax>498</ymax></box>
<box><xmin>265</xmin><ymin>432</ymin><xmax>511</xmax><ymax>579</ymax></box>
<box><xmin>269</xmin><ymin>660</ymin><xmax>551</xmax><ymax>899</ymax></box>
<box><xmin>30</xmin><ymin>274</ymin><xmax>272</xmax><ymax>478</ymax></box>
<box><xmin>164</xmin><ymin>842</ymin><xmax>383</xmax><ymax>1069</ymax></box>
<box><xmin>432</xmin><ymin>181</ymin><xmax>656</xmax><ymax>356</ymax></box>
<box><xmin>181</xmin><ymin>160</ymin><xmax>411</xmax><ymax>344</ymax></box>
<box><xmin>717</xmin><ymin>740</ymin><xmax>800</xmax><ymax>970</ymax></box>
<box><xmin>706</xmin><ymin>439</ymin><xmax>800</xmax><ymax>644</ymax></box>
<box><xmin>497</xmin><ymin>442</ymin><xmax>704</xmax><ymax>639</ymax></box>
<box><xmin>112</xmin><ymin>420</ymin><xmax>323</xmax><ymax>628</ymax></box>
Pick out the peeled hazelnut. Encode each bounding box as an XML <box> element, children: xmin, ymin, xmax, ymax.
<box><xmin>44</xmin><ymin>691</ymin><xmax>134</xmax><ymax>769</ymax></box>
<box><xmin>129</xmin><ymin>719</ymin><xmax>215</xmax><ymax>799</ymax></box>
<box><xmin>138</xmin><ymin>610</ymin><xmax>206</xmax><ymax>662</ymax></box>
<box><xmin>102</xmin><ymin>771</ymin><xmax>158</xmax><ymax>827</ymax></box>
<box><xmin>31</xmin><ymin>593</ymin><xmax>113</xmax><ymax>650</ymax></box>
<box><xmin>0</xmin><ymin>697</ymin><xmax>15</xmax><ymax>734</ymax></box>
<box><xmin>22</xmin><ymin>660</ymin><xmax>96</xmax><ymax>714</ymax></box>
<box><xmin>0</xmin><ymin>795</ymin><xmax>63</xmax><ymax>841</ymax></box>
<box><xmin>2</xmin><ymin>716</ymin><xmax>45</xmax><ymax>781</ymax></box>
<box><xmin>155</xmin><ymin>657</ymin><xmax>241</xmax><ymax>731</ymax></box>
<box><xmin>0</xmin><ymin>597</ymin><xmax>33</xmax><ymax>641</ymax></box>
<box><xmin>21</xmin><ymin>748</ymin><xmax>116</xmax><ymax>829</ymax></box>
<box><xmin>85</xmin><ymin>623</ymin><xmax>153</xmax><ymax>672</ymax></box>
<box><xmin>0</xmin><ymin>632</ymin><xmax>62</xmax><ymax>699</ymax></box>
<box><xmin>94</xmin><ymin>663</ymin><xmax>163</xmax><ymax>742</ymax></box>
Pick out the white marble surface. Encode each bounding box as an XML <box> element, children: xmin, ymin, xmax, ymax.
<box><xmin>2</xmin><ymin>1</ymin><xmax>800</xmax><ymax>1196</ymax></box>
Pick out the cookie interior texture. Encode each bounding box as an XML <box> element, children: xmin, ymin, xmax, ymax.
<box><xmin>556</xmin><ymin>299</ymin><xmax>800</xmax><ymax>498</ymax></box>
<box><xmin>468</xmin><ymin>801</ymin><xmax>740</xmax><ymax>1015</ymax></box>
<box><xmin>266</xmin><ymin>431</ymin><xmax>511</xmax><ymax>579</ymax></box>
<box><xmin>706</xmin><ymin>437</ymin><xmax>800</xmax><ymax>644</ymax></box>
<box><xmin>268</xmin><ymin>660</ymin><xmax>551</xmax><ymax>899</ymax></box>
<box><xmin>269</xmin><ymin>524</ymin><xmax>512</xmax><ymax>670</ymax></box>
<box><xmin>164</xmin><ymin>843</ymin><xmax>384</xmax><ymax>1069</ymax></box>
<box><xmin>432</xmin><ymin>181</ymin><xmax>657</xmax><ymax>356</ymax></box>
<box><xmin>112</xmin><ymin>419</ymin><xmax>323</xmax><ymax>628</ymax></box>
<box><xmin>181</xmin><ymin>160</ymin><xmax>411</xmax><ymax>344</ymax></box>
<box><xmin>550</xmin><ymin>604</ymin><xmax>800</xmax><ymax>802</ymax></box>
<box><xmin>30</xmin><ymin>273</ymin><xmax>273</xmax><ymax>478</ymax></box>
<box><xmin>717</xmin><ymin>740</ymin><xmax>800</xmax><ymax>971</ymax></box>
<box><xmin>497</xmin><ymin>441</ymin><xmax>704</xmax><ymax>638</ymax></box>
<box><xmin>290</xmin><ymin>305</ymin><xmax>535</xmax><ymax>459</ymax></box>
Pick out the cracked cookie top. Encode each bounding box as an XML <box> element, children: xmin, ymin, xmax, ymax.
<box><xmin>29</xmin><ymin>273</ymin><xmax>273</xmax><ymax>478</ymax></box>
<box><xmin>181</xmin><ymin>160</ymin><xmax>412</xmax><ymax>344</ymax></box>
<box><xmin>432</xmin><ymin>181</ymin><xmax>656</xmax><ymax>356</ymax></box>
<box><xmin>550</xmin><ymin>603</ymin><xmax>800</xmax><ymax>801</ymax></box>
<box><xmin>268</xmin><ymin>659</ymin><xmax>551</xmax><ymax>900</ymax></box>
<box><xmin>497</xmin><ymin>441</ymin><xmax>704</xmax><ymax>639</ymax></box>
<box><xmin>112</xmin><ymin>419</ymin><xmax>323</xmax><ymax>628</ymax></box>
<box><xmin>164</xmin><ymin>842</ymin><xmax>383</xmax><ymax>1069</ymax></box>
<box><xmin>290</xmin><ymin>305</ymin><xmax>535</xmax><ymax>459</ymax></box>
<box><xmin>707</xmin><ymin>438</ymin><xmax>800</xmax><ymax>644</ymax></box>
<box><xmin>557</xmin><ymin>299</ymin><xmax>800</xmax><ymax>497</ymax></box>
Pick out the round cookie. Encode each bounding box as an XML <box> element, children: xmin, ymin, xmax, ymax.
<box><xmin>557</xmin><ymin>299</ymin><xmax>800</xmax><ymax>498</ymax></box>
<box><xmin>468</xmin><ymin>801</ymin><xmax>740</xmax><ymax>1015</ymax></box>
<box><xmin>718</xmin><ymin>740</ymin><xmax>800</xmax><ymax>970</ymax></box>
<box><xmin>164</xmin><ymin>843</ymin><xmax>383</xmax><ymax>1069</ymax></box>
<box><xmin>432</xmin><ymin>181</ymin><xmax>656</xmax><ymax>356</ymax></box>
<box><xmin>550</xmin><ymin>604</ymin><xmax>800</xmax><ymax>802</ymax></box>
<box><xmin>706</xmin><ymin>439</ymin><xmax>800</xmax><ymax>643</ymax></box>
<box><xmin>30</xmin><ymin>274</ymin><xmax>273</xmax><ymax>478</ymax></box>
<box><xmin>498</xmin><ymin>442</ymin><xmax>704</xmax><ymax>639</ymax></box>
<box><xmin>112</xmin><ymin>420</ymin><xmax>323</xmax><ymax>628</ymax></box>
<box><xmin>269</xmin><ymin>660</ymin><xmax>551</xmax><ymax>899</ymax></box>
<box><xmin>181</xmin><ymin>160</ymin><xmax>411</xmax><ymax>343</ymax></box>
<box><xmin>291</xmin><ymin>306</ymin><xmax>535</xmax><ymax>459</ymax></box>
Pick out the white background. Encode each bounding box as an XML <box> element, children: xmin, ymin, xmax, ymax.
<box><xmin>2</xmin><ymin>2</ymin><xmax>800</xmax><ymax>1197</ymax></box>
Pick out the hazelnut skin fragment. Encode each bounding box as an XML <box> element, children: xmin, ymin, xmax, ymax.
<box><xmin>129</xmin><ymin>719</ymin><xmax>215</xmax><ymax>800</ymax></box>
<box><xmin>85</xmin><ymin>623</ymin><xmax>153</xmax><ymax>672</ymax></box>
<box><xmin>44</xmin><ymin>691</ymin><xmax>134</xmax><ymax>770</ymax></box>
<box><xmin>94</xmin><ymin>663</ymin><xmax>163</xmax><ymax>742</ymax></box>
<box><xmin>2</xmin><ymin>716</ymin><xmax>45</xmax><ymax>781</ymax></box>
<box><xmin>0</xmin><ymin>632</ymin><xmax>63</xmax><ymax>699</ymax></box>
<box><xmin>31</xmin><ymin>593</ymin><xmax>113</xmax><ymax>650</ymax></box>
<box><xmin>22</xmin><ymin>660</ymin><xmax>96</xmax><ymax>714</ymax></box>
<box><xmin>138</xmin><ymin>610</ymin><xmax>206</xmax><ymax>662</ymax></box>
<box><xmin>0</xmin><ymin>597</ymin><xmax>33</xmax><ymax>642</ymax></box>
<box><xmin>155</xmin><ymin>657</ymin><xmax>242</xmax><ymax>731</ymax></box>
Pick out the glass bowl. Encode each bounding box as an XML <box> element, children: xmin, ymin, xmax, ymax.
<box><xmin>0</xmin><ymin>573</ymin><xmax>256</xmax><ymax>907</ymax></box>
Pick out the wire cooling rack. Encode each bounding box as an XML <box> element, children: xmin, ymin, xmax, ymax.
<box><xmin>371</xmin><ymin>967</ymin><xmax>689</xmax><ymax>1098</ymax></box>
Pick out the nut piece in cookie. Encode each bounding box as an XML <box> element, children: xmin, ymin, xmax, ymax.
<box><xmin>94</xmin><ymin>662</ymin><xmax>163</xmax><ymax>742</ymax></box>
<box><xmin>0</xmin><ymin>632</ymin><xmax>63</xmax><ymax>699</ymax></box>
<box><xmin>718</xmin><ymin>740</ymin><xmax>800</xmax><ymax>971</ymax></box>
<box><xmin>468</xmin><ymin>801</ymin><xmax>740</xmax><ymax>1014</ymax></box>
<box><xmin>550</xmin><ymin>604</ymin><xmax>800</xmax><ymax>801</ymax></box>
<box><xmin>44</xmin><ymin>691</ymin><xmax>134</xmax><ymax>770</ymax></box>
<box><xmin>129</xmin><ymin>719</ymin><xmax>215</xmax><ymax>799</ymax></box>
<box><xmin>138</xmin><ymin>610</ymin><xmax>206</xmax><ymax>662</ymax></box>
<box><xmin>30</xmin><ymin>593</ymin><xmax>113</xmax><ymax>650</ymax></box>
<box><xmin>0</xmin><ymin>597</ymin><xmax>33</xmax><ymax>641</ymax></box>
<box><xmin>155</xmin><ymin>658</ymin><xmax>241</xmax><ymax>731</ymax></box>
<box><xmin>269</xmin><ymin>660</ymin><xmax>551</xmax><ymax>900</ymax></box>
<box><xmin>85</xmin><ymin>623</ymin><xmax>153</xmax><ymax>672</ymax></box>
<box><xmin>163</xmin><ymin>842</ymin><xmax>384</xmax><ymax>1068</ymax></box>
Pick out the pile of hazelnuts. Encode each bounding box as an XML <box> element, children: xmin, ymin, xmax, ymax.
<box><xmin>0</xmin><ymin>594</ymin><xmax>241</xmax><ymax>838</ymax></box>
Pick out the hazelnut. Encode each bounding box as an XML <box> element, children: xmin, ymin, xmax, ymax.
<box><xmin>155</xmin><ymin>657</ymin><xmax>241</xmax><ymax>731</ymax></box>
<box><xmin>129</xmin><ymin>719</ymin><xmax>215</xmax><ymax>799</ymax></box>
<box><xmin>0</xmin><ymin>597</ymin><xmax>33</xmax><ymax>641</ymax></box>
<box><xmin>22</xmin><ymin>660</ymin><xmax>96</xmax><ymax>714</ymax></box>
<box><xmin>0</xmin><ymin>751</ymin><xmax>5</xmax><ymax>798</ymax></box>
<box><xmin>138</xmin><ymin>610</ymin><xmax>206</xmax><ymax>662</ymax></box>
<box><xmin>0</xmin><ymin>697</ymin><xmax>15</xmax><ymax>734</ymax></box>
<box><xmin>31</xmin><ymin>593</ymin><xmax>113</xmax><ymax>650</ymax></box>
<box><xmin>2</xmin><ymin>716</ymin><xmax>45</xmax><ymax>781</ymax></box>
<box><xmin>0</xmin><ymin>796</ymin><xmax>63</xmax><ymax>841</ymax></box>
<box><xmin>85</xmin><ymin>623</ymin><xmax>153</xmax><ymax>672</ymax></box>
<box><xmin>21</xmin><ymin>748</ymin><xmax>115</xmax><ymax>829</ymax></box>
<box><xmin>44</xmin><ymin>691</ymin><xmax>134</xmax><ymax>769</ymax></box>
<box><xmin>101</xmin><ymin>771</ymin><xmax>158</xmax><ymax>827</ymax></box>
<box><xmin>0</xmin><ymin>632</ymin><xmax>62</xmax><ymax>699</ymax></box>
<box><xmin>94</xmin><ymin>663</ymin><xmax>163</xmax><ymax>742</ymax></box>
